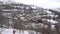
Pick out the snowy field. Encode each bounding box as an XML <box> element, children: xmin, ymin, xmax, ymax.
<box><xmin>0</xmin><ymin>28</ymin><xmax>38</xmax><ymax>34</ymax></box>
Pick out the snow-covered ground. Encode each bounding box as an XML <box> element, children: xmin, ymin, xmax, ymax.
<box><xmin>0</xmin><ymin>28</ymin><xmax>38</xmax><ymax>34</ymax></box>
<box><xmin>1</xmin><ymin>28</ymin><xmax>28</xmax><ymax>34</ymax></box>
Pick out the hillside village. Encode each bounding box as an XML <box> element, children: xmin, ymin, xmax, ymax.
<box><xmin>0</xmin><ymin>1</ymin><xmax>60</xmax><ymax>34</ymax></box>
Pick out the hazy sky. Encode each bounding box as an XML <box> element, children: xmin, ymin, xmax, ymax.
<box><xmin>0</xmin><ymin>0</ymin><xmax>60</xmax><ymax>9</ymax></box>
<box><xmin>14</xmin><ymin>0</ymin><xmax>60</xmax><ymax>9</ymax></box>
